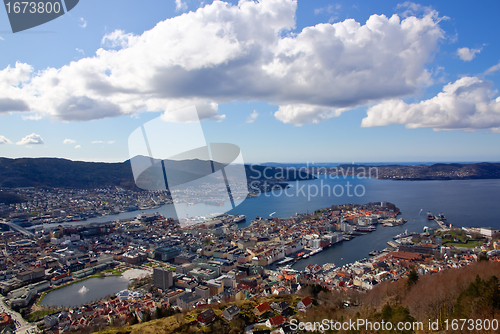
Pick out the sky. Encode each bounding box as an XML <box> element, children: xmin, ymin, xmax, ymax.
<box><xmin>1</xmin><ymin>0</ymin><xmax>500</xmax><ymax>163</ymax></box>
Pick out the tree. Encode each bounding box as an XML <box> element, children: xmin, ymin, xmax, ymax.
<box><xmin>143</xmin><ymin>310</ymin><xmax>151</xmax><ymax>322</ymax></box>
<box><xmin>129</xmin><ymin>312</ymin><xmax>138</xmax><ymax>325</ymax></box>
<box><xmin>406</xmin><ymin>268</ymin><xmax>419</xmax><ymax>290</ymax></box>
<box><xmin>478</xmin><ymin>252</ymin><xmax>489</xmax><ymax>262</ymax></box>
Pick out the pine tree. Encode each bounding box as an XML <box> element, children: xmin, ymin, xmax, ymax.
<box><xmin>406</xmin><ymin>268</ymin><xmax>419</xmax><ymax>290</ymax></box>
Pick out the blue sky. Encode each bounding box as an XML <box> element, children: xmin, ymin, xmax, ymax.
<box><xmin>1</xmin><ymin>0</ymin><xmax>500</xmax><ymax>163</ymax></box>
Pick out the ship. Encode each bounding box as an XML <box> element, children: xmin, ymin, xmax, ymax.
<box><xmin>393</xmin><ymin>229</ymin><xmax>409</xmax><ymax>239</ymax></box>
<box><xmin>427</xmin><ymin>211</ymin><xmax>434</xmax><ymax>220</ymax></box>
<box><xmin>233</xmin><ymin>215</ymin><xmax>246</xmax><ymax>223</ymax></box>
<box><xmin>437</xmin><ymin>213</ymin><xmax>446</xmax><ymax>220</ymax></box>
<box><xmin>355</xmin><ymin>226</ymin><xmax>376</xmax><ymax>232</ymax></box>
<box><xmin>277</xmin><ymin>257</ymin><xmax>295</xmax><ymax>265</ymax></box>
<box><xmin>309</xmin><ymin>248</ymin><xmax>323</xmax><ymax>256</ymax></box>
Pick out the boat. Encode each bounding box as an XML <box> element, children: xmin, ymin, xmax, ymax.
<box><xmin>355</xmin><ymin>226</ymin><xmax>376</xmax><ymax>232</ymax></box>
<box><xmin>427</xmin><ymin>211</ymin><xmax>434</xmax><ymax>220</ymax></box>
<box><xmin>233</xmin><ymin>215</ymin><xmax>246</xmax><ymax>224</ymax></box>
<box><xmin>309</xmin><ymin>248</ymin><xmax>323</xmax><ymax>256</ymax></box>
<box><xmin>302</xmin><ymin>254</ymin><xmax>310</xmax><ymax>259</ymax></box>
<box><xmin>277</xmin><ymin>257</ymin><xmax>294</xmax><ymax>265</ymax></box>
<box><xmin>437</xmin><ymin>213</ymin><xmax>446</xmax><ymax>220</ymax></box>
<box><xmin>369</xmin><ymin>250</ymin><xmax>381</xmax><ymax>256</ymax></box>
<box><xmin>393</xmin><ymin>229</ymin><xmax>409</xmax><ymax>239</ymax></box>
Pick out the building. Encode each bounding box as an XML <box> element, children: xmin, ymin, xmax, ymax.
<box><xmin>271</xmin><ymin>301</ymin><xmax>290</xmax><ymax>315</ymax></box>
<box><xmin>177</xmin><ymin>292</ymin><xmax>202</xmax><ymax>311</ymax></box>
<box><xmin>222</xmin><ymin>305</ymin><xmax>240</xmax><ymax>321</ymax></box>
<box><xmin>154</xmin><ymin>247</ymin><xmax>181</xmax><ymax>262</ymax></box>
<box><xmin>297</xmin><ymin>297</ymin><xmax>312</xmax><ymax>311</ymax></box>
<box><xmin>153</xmin><ymin>267</ymin><xmax>173</xmax><ymax>291</ymax></box>
<box><xmin>16</xmin><ymin>267</ymin><xmax>45</xmax><ymax>283</ymax></box>
<box><xmin>195</xmin><ymin>285</ymin><xmax>210</xmax><ymax>299</ymax></box>
<box><xmin>197</xmin><ymin>309</ymin><xmax>216</xmax><ymax>326</ymax></box>
<box><xmin>165</xmin><ymin>289</ymin><xmax>185</xmax><ymax>304</ymax></box>
<box><xmin>253</xmin><ymin>302</ymin><xmax>271</xmax><ymax>317</ymax></box>
<box><xmin>480</xmin><ymin>227</ymin><xmax>499</xmax><ymax>237</ymax></box>
<box><xmin>44</xmin><ymin>315</ymin><xmax>58</xmax><ymax>328</ymax></box>
<box><xmin>266</xmin><ymin>314</ymin><xmax>285</xmax><ymax>329</ymax></box>
<box><xmin>0</xmin><ymin>313</ymin><xmax>14</xmax><ymax>330</ymax></box>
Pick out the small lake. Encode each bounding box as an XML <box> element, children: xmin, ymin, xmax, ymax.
<box><xmin>41</xmin><ymin>276</ymin><xmax>130</xmax><ymax>307</ymax></box>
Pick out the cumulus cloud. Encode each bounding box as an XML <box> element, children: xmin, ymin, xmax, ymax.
<box><xmin>246</xmin><ymin>110</ymin><xmax>259</xmax><ymax>123</ymax></box>
<box><xmin>361</xmin><ymin>76</ymin><xmax>500</xmax><ymax>131</ymax></box>
<box><xmin>17</xmin><ymin>133</ymin><xmax>44</xmax><ymax>145</ymax></box>
<box><xmin>92</xmin><ymin>140</ymin><xmax>105</xmax><ymax>144</ymax></box>
<box><xmin>0</xmin><ymin>0</ymin><xmax>444</xmax><ymax>125</ymax></box>
<box><xmin>63</xmin><ymin>139</ymin><xmax>76</xmax><ymax>144</ymax></box>
<box><xmin>107</xmin><ymin>141</ymin><xmax>115</xmax><ymax>144</ymax></box>
<box><xmin>75</xmin><ymin>145</ymin><xmax>81</xmax><ymax>149</ymax></box>
<box><xmin>0</xmin><ymin>135</ymin><xmax>11</xmax><ymax>144</ymax></box>
<box><xmin>0</xmin><ymin>63</ymin><xmax>32</xmax><ymax>113</ymax></box>
<box><xmin>457</xmin><ymin>47</ymin><xmax>481</xmax><ymax>62</ymax></box>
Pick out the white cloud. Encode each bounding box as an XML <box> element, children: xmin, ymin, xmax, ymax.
<box><xmin>76</xmin><ymin>48</ymin><xmax>85</xmax><ymax>56</ymax></box>
<box><xmin>0</xmin><ymin>135</ymin><xmax>11</xmax><ymax>144</ymax></box>
<box><xmin>63</xmin><ymin>139</ymin><xmax>76</xmax><ymax>144</ymax></box>
<box><xmin>175</xmin><ymin>0</ymin><xmax>187</xmax><ymax>11</ymax></box>
<box><xmin>361</xmin><ymin>76</ymin><xmax>500</xmax><ymax>131</ymax></box>
<box><xmin>0</xmin><ymin>36</ymin><xmax>4</xmax><ymax>41</ymax></box>
<box><xmin>484</xmin><ymin>61</ymin><xmax>500</xmax><ymax>76</ymax></box>
<box><xmin>107</xmin><ymin>140</ymin><xmax>115</xmax><ymax>144</ymax></box>
<box><xmin>78</xmin><ymin>18</ymin><xmax>87</xmax><ymax>28</ymax></box>
<box><xmin>17</xmin><ymin>133</ymin><xmax>44</xmax><ymax>145</ymax></box>
<box><xmin>0</xmin><ymin>62</ymin><xmax>32</xmax><ymax>113</ymax></box>
<box><xmin>314</xmin><ymin>3</ymin><xmax>341</xmax><ymax>15</ymax></box>
<box><xmin>246</xmin><ymin>110</ymin><xmax>259</xmax><ymax>123</ymax></box>
<box><xmin>101</xmin><ymin>30</ymin><xmax>136</xmax><ymax>49</ymax></box>
<box><xmin>75</xmin><ymin>145</ymin><xmax>81</xmax><ymax>149</ymax></box>
<box><xmin>457</xmin><ymin>47</ymin><xmax>481</xmax><ymax>62</ymax></box>
<box><xmin>92</xmin><ymin>140</ymin><xmax>105</xmax><ymax>144</ymax></box>
<box><xmin>0</xmin><ymin>0</ymin><xmax>444</xmax><ymax>125</ymax></box>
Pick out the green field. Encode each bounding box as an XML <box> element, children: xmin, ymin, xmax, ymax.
<box><xmin>443</xmin><ymin>240</ymin><xmax>481</xmax><ymax>248</ymax></box>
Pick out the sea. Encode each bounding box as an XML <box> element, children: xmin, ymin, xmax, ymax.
<box><xmin>40</xmin><ymin>175</ymin><xmax>500</xmax><ymax>270</ymax></box>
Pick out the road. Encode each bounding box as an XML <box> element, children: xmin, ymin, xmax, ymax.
<box><xmin>0</xmin><ymin>298</ymin><xmax>38</xmax><ymax>334</ymax></box>
<box><xmin>0</xmin><ymin>220</ymin><xmax>35</xmax><ymax>237</ymax></box>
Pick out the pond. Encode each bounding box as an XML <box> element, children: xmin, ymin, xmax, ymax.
<box><xmin>40</xmin><ymin>276</ymin><xmax>130</xmax><ymax>307</ymax></box>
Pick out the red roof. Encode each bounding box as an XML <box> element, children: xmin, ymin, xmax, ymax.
<box><xmin>268</xmin><ymin>314</ymin><xmax>285</xmax><ymax>326</ymax></box>
<box><xmin>300</xmin><ymin>296</ymin><xmax>312</xmax><ymax>307</ymax></box>
<box><xmin>255</xmin><ymin>302</ymin><xmax>271</xmax><ymax>313</ymax></box>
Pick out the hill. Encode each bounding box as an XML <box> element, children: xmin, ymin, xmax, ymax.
<box><xmin>309</xmin><ymin>162</ymin><xmax>500</xmax><ymax>180</ymax></box>
<box><xmin>0</xmin><ymin>157</ymin><xmax>315</xmax><ymax>190</ymax></box>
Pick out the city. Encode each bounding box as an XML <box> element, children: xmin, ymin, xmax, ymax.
<box><xmin>0</xmin><ymin>192</ymin><xmax>498</xmax><ymax>333</ymax></box>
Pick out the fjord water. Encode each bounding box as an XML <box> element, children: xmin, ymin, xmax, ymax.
<box><xmin>72</xmin><ymin>176</ymin><xmax>500</xmax><ymax>229</ymax></box>
<box><xmin>45</xmin><ymin>176</ymin><xmax>500</xmax><ymax>269</ymax></box>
